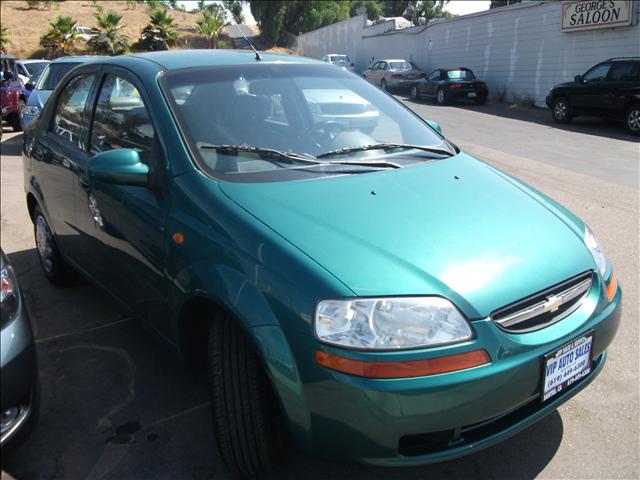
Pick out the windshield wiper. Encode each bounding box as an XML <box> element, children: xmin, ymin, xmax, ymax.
<box><xmin>199</xmin><ymin>144</ymin><xmax>322</xmax><ymax>165</ymax></box>
<box><xmin>317</xmin><ymin>143</ymin><xmax>454</xmax><ymax>159</ymax></box>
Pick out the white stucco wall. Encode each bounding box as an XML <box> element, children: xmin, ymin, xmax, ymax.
<box><xmin>297</xmin><ymin>1</ymin><xmax>640</xmax><ymax>106</ymax></box>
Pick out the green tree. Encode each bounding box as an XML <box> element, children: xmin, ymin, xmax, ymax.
<box><xmin>490</xmin><ymin>0</ymin><xmax>522</xmax><ymax>8</ymax></box>
<box><xmin>349</xmin><ymin>0</ymin><xmax>382</xmax><ymax>21</ymax></box>
<box><xmin>251</xmin><ymin>1</ymin><xmax>350</xmax><ymax>46</ymax></box>
<box><xmin>196</xmin><ymin>8</ymin><xmax>228</xmax><ymax>49</ymax></box>
<box><xmin>405</xmin><ymin>0</ymin><xmax>451</xmax><ymax>25</ymax></box>
<box><xmin>0</xmin><ymin>24</ymin><xmax>10</xmax><ymax>54</ymax></box>
<box><xmin>40</xmin><ymin>15</ymin><xmax>79</xmax><ymax>55</ymax></box>
<box><xmin>88</xmin><ymin>9</ymin><xmax>129</xmax><ymax>55</ymax></box>
<box><xmin>138</xmin><ymin>8</ymin><xmax>179</xmax><ymax>51</ymax></box>
<box><xmin>223</xmin><ymin>0</ymin><xmax>245</xmax><ymax>24</ymax></box>
<box><xmin>380</xmin><ymin>0</ymin><xmax>410</xmax><ymax>17</ymax></box>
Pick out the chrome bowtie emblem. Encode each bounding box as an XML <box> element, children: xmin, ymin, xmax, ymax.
<box><xmin>543</xmin><ymin>295</ymin><xmax>563</xmax><ymax>313</ymax></box>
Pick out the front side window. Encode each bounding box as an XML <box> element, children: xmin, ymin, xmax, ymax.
<box><xmin>163</xmin><ymin>64</ymin><xmax>453</xmax><ymax>182</ymax></box>
<box><xmin>446</xmin><ymin>69</ymin><xmax>476</xmax><ymax>80</ymax></box>
<box><xmin>51</xmin><ymin>73</ymin><xmax>95</xmax><ymax>146</ymax></box>
<box><xmin>583</xmin><ymin>63</ymin><xmax>611</xmax><ymax>82</ymax></box>
<box><xmin>90</xmin><ymin>74</ymin><xmax>155</xmax><ymax>162</ymax></box>
<box><xmin>24</xmin><ymin>61</ymin><xmax>49</xmax><ymax>77</ymax></box>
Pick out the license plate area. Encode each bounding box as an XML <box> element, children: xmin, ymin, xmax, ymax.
<box><xmin>542</xmin><ymin>332</ymin><xmax>594</xmax><ymax>402</ymax></box>
<box><xmin>468</xmin><ymin>92</ymin><xmax>477</xmax><ymax>98</ymax></box>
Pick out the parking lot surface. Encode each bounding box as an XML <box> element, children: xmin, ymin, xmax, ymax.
<box><xmin>1</xmin><ymin>100</ymin><xmax>638</xmax><ymax>479</ymax></box>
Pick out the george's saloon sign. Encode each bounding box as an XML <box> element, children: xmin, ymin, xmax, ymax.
<box><xmin>561</xmin><ymin>0</ymin><xmax>634</xmax><ymax>32</ymax></box>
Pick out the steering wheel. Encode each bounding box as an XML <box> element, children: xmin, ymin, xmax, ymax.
<box><xmin>311</xmin><ymin>120</ymin><xmax>346</xmax><ymax>147</ymax></box>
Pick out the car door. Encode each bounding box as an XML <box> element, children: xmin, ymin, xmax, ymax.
<box><xmin>423</xmin><ymin>69</ymin><xmax>441</xmax><ymax>96</ymax></box>
<box><xmin>77</xmin><ymin>70</ymin><xmax>169</xmax><ymax>327</ymax></box>
<box><xmin>604</xmin><ymin>61</ymin><xmax>639</xmax><ymax>117</ymax></box>
<box><xmin>571</xmin><ymin>62</ymin><xmax>612</xmax><ymax>115</ymax></box>
<box><xmin>364</xmin><ymin>62</ymin><xmax>379</xmax><ymax>82</ymax></box>
<box><xmin>33</xmin><ymin>70</ymin><xmax>98</xmax><ymax>259</ymax></box>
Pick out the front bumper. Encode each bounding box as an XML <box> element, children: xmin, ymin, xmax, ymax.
<box><xmin>1</xmin><ymin>294</ymin><xmax>38</xmax><ymax>446</ymax></box>
<box><xmin>258</xmin><ymin>277</ymin><xmax>621</xmax><ymax>465</ymax></box>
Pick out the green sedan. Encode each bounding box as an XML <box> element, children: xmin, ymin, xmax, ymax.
<box><xmin>22</xmin><ymin>51</ymin><xmax>621</xmax><ymax>477</ymax></box>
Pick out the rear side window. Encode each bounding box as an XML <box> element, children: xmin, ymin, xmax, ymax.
<box><xmin>90</xmin><ymin>74</ymin><xmax>155</xmax><ymax>162</ymax></box>
<box><xmin>608</xmin><ymin>62</ymin><xmax>640</xmax><ymax>81</ymax></box>
<box><xmin>51</xmin><ymin>73</ymin><xmax>95</xmax><ymax>147</ymax></box>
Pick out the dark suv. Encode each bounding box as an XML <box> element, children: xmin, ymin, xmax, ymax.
<box><xmin>546</xmin><ymin>57</ymin><xmax>640</xmax><ymax>135</ymax></box>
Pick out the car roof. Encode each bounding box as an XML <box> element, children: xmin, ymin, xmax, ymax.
<box><xmin>19</xmin><ymin>59</ymin><xmax>50</xmax><ymax>64</ymax></box>
<box><xmin>50</xmin><ymin>55</ymin><xmax>103</xmax><ymax>64</ymax></box>
<box><xmin>381</xmin><ymin>59</ymin><xmax>408</xmax><ymax>63</ymax></box>
<box><xmin>439</xmin><ymin>67</ymin><xmax>472</xmax><ymax>70</ymax></box>
<box><xmin>125</xmin><ymin>49</ymin><xmax>320</xmax><ymax>71</ymax></box>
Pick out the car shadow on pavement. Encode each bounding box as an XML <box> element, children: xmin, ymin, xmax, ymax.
<box><xmin>2</xmin><ymin>247</ymin><xmax>564</xmax><ymax>480</ymax></box>
<box><xmin>403</xmin><ymin>96</ymin><xmax>635</xmax><ymax>143</ymax></box>
<box><xmin>0</xmin><ymin>133</ymin><xmax>24</xmax><ymax>156</ymax></box>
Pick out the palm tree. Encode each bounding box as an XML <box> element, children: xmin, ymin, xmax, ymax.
<box><xmin>0</xmin><ymin>24</ymin><xmax>10</xmax><ymax>54</ymax></box>
<box><xmin>40</xmin><ymin>16</ymin><xmax>80</xmax><ymax>56</ymax></box>
<box><xmin>195</xmin><ymin>9</ymin><xmax>228</xmax><ymax>49</ymax></box>
<box><xmin>139</xmin><ymin>8</ymin><xmax>179</xmax><ymax>51</ymax></box>
<box><xmin>89</xmin><ymin>9</ymin><xmax>129</xmax><ymax>55</ymax></box>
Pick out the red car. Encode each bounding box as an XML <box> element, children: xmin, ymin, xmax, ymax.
<box><xmin>1</xmin><ymin>55</ymin><xmax>24</xmax><ymax>132</ymax></box>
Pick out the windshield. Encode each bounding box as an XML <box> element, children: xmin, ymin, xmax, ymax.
<box><xmin>24</xmin><ymin>61</ymin><xmax>48</xmax><ymax>77</ymax></box>
<box><xmin>36</xmin><ymin>62</ymin><xmax>82</xmax><ymax>91</ymax></box>
<box><xmin>330</xmin><ymin>55</ymin><xmax>351</xmax><ymax>64</ymax></box>
<box><xmin>446</xmin><ymin>69</ymin><xmax>476</xmax><ymax>80</ymax></box>
<box><xmin>389</xmin><ymin>61</ymin><xmax>412</xmax><ymax>70</ymax></box>
<box><xmin>163</xmin><ymin>64</ymin><xmax>451</xmax><ymax>182</ymax></box>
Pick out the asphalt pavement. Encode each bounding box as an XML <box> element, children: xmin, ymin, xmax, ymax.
<box><xmin>0</xmin><ymin>100</ymin><xmax>638</xmax><ymax>479</ymax></box>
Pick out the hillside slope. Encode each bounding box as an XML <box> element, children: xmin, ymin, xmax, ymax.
<box><xmin>1</xmin><ymin>0</ymin><xmax>210</xmax><ymax>58</ymax></box>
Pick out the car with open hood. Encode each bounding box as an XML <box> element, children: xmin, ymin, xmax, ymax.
<box><xmin>22</xmin><ymin>50</ymin><xmax>621</xmax><ymax>477</ymax></box>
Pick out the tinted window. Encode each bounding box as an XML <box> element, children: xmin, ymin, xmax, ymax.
<box><xmin>24</xmin><ymin>61</ymin><xmax>49</xmax><ymax>77</ymax></box>
<box><xmin>446</xmin><ymin>69</ymin><xmax>476</xmax><ymax>80</ymax></box>
<box><xmin>37</xmin><ymin>62</ymin><xmax>82</xmax><ymax>90</ymax></box>
<box><xmin>428</xmin><ymin>70</ymin><xmax>441</xmax><ymax>80</ymax></box>
<box><xmin>389</xmin><ymin>61</ymin><xmax>411</xmax><ymax>70</ymax></box>
<box><xmin>90</xmin><ymin>75</ymin><xmax>155</xmax><ymax>162</ymax></box>
<box><xmin>583</xmin><ymin>63</ymin><xmax>611</xmax><ymax>82</ymax></box>
<box><xmin>608</xmin><ymin>62</ymin><xmax>639</xmax><ymax>81</ymax></box>
<box><xmin>51</xmin><ymin>73</ymin><xmax>95</xmax><ymax>146</ymax></box>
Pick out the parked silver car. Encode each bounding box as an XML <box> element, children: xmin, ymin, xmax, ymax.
<box><xmin>362</xmin><ymin>59</ymin><xmax>426</xmax><ymax>90</ymax></box>
<box><xmin>321</xmin><ymin>54</ymin><xmax>355</xmax><ymax>71</ymax></box>
<box><xmin>1</xmin><ymin>249</ymin><xmax>39</xmax><ymax>447</ymax></box>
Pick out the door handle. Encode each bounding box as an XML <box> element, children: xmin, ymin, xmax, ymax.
<box><xmin>79</xmin><ymin>178</ymin><xmax>89</xmax><ymax>189</ymax></box>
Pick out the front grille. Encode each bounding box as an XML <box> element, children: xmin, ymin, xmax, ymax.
<box><xmin>491</xmin><ymin>271</ymin><xmax>593</xmax><ymax>333</ymax></box>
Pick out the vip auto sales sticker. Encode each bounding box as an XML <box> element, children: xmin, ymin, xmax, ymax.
<box><xmin>542</xmin><ymin>332</ymin><xmax>594</xmax><ymax>402</ymax></box>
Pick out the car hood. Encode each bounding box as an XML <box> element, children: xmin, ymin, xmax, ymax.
<box><xmin>27</xmin><ymin>89</ymin><xmax>52</xmax><ymax>109</ymax></box>
<box><xmin>553</xmin><ymin>81</ymin><xmax>578</xmax><ymax>89</ymax></box>
<box><xmin>219</xmin><ymin>154</ymin><xmax>594</xmax><ymax>318</ymax></box>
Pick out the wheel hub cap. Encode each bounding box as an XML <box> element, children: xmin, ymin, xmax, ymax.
<box><xmin>554</xmin><ymin>103</ymin><xmax>566</xmax><ymax>118</ymax></box>
<box><xmin>36</xmin><ymin>216</ymin><xmax>53</xmax><ymax>272</ymax></box>
<box><xmin>628</xmin><ymin>110</ymin><xmax>640</xmax><ymax>131</ymax></box>
<box><xmin>438</xmin><ymin>90</ymin><xmax>444</xmax><ymax>102</ymax></box>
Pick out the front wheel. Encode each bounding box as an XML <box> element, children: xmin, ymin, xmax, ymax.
<box><xmin>436</xmin><ymin>87</ymin><xmax>448</xmax><ymax>105</ymax></box>
<box><xmin>8</xmin><ymin>111</ymin><xmax>22</xmax><ymax>132</ymax></box>
<box><xmin>410</xmin><ymin>85</ymin><xmax>420</xmax><ymax>100</ymax></box>
<box><xmin>33</xmin><ymin>205</ymin><xmax>75</xmax><ymax>285</ymax></box>
<box><xmin>209</xmin><ymin>313</ymin><xmax>284</xmax><ymax>477</ymax></box>
<box><xmin>380</xmin><ymin>79</ymin><xmax>387</xmax><ymax>91</ymax></box>
<box><xmin>625</xmin><ymin>104</ymin><xmax>640</xmax><ymax>135</ymax></box>
<box><xmin>551</xmin><ymin>97</ymin><xmax>572</xmax><ymax>124</ymax></box>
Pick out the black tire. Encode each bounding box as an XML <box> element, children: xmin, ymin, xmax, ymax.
<box><xmin>209</xmin><ymin>312</ymin><xmax>284</xmax><ymax>477</ymax></box>
<box><xmin>8</xmin><ymin>112</ymin><xmax>22</xmax><ymax>132</ymax></box>
<box><xmin>410</xmin><ymin>84</ymin><xmax>420</xmax><ymax>100</ymax></box>
<box><xmin>624</xmin><ymin>104</ymin><xmax>640</xmax><ymax>135</ymax></box>
<box><xmin>475</xmin><ymin>97</ymin><xmax>487</xmax><ymax>105</ymax></box>
<box><xmin>551</xmin><ymin>97</ymin><xmax>572</xmax><ymax>124</ymax></box>
<box><xmin>33</xmin><ymin>205</ymin><xmax>75</xmax><ymax>285</ymax></box>
<box><xmin>380</xmin><ymin>78</ymin><xmax>387</xmax><ymax>91</ymax></box>
<box><xmin>18</xmin><ymin>99</ymin><xmax>26</xmax><ymax>130</ymax></box>
<box><xmin>435</xmin><ymin>87</ymin><xmax>448</xmax><ymax>105</ymax></box>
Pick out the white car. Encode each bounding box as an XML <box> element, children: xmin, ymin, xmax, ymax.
<box><xmin>74</xmin><ymin>26</ymin><xmax>97</xmax><ymax>42</ymax></box>
<box><xmin>321</xmin><ymin>54</ymin><xmax>355</xmax><ymax>71</ymax></box>
<box><xmin>15</xmin><ymin>59</ymin><xmax>50</xmax><ymax>85</ymax></box>
<box><xmin>302</xmin><ymin>88</ymin><xmax>380</xmax><ymax>133</ymax></box>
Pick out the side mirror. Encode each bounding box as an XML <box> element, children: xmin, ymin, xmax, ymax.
<box><xmin>25</xmin><ymin>82</ymin><xmax>34</xmax><ymax>91</ymax></box>
<box><xmin>89</xmin><ymin>149</ymin><xmax>149</xmax><ymax>186</ymax></box>
<box><xmin>574</xmin><ymin>74</ymin><xmax>583</xmax><ymax>83</ymax></box>
<box><xmin>425</xmin><ymin>119</ymin><xmax>443</xmax><ymax>134</ymax></box>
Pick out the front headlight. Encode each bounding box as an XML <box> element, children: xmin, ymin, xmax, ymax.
<box><xmin>1</xmin><ymin>256</ymin><xmax>20</xmax><ymax>328</ymax></box>
<box><xmin>23</xmin><ymin>105</ymin><xmax>40</xmax><ymax>117</ymax></box>
<box><xmin>584</xmin><ymin>226</ymin><xmax>607</xmax><ymax>277</ymax></box>
<box><xmin>315</xmin><ymin>297</ymin><xmax>473</xmax><ymax>350</ymax></box>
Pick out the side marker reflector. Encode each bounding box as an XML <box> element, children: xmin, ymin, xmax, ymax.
<box><xmin>315</xmin><ymin>349</ymin><xmax>490</xmax><ymax>379</ymax></box>
<box><xmin>606</xmin><ymin>273</ymin><xmax>618</xmax><ymax>302</ymax></box>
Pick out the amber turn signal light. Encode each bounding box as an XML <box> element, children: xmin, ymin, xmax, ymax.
<box><xmin>315</xmin><ymin>349</ymin><xmax>490</xmax><ymax>379</ymax></box>
<box><xmin>606</xmin><ymin>273</ymin><xmax>618</xmax><ymax>302</ymax></box>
